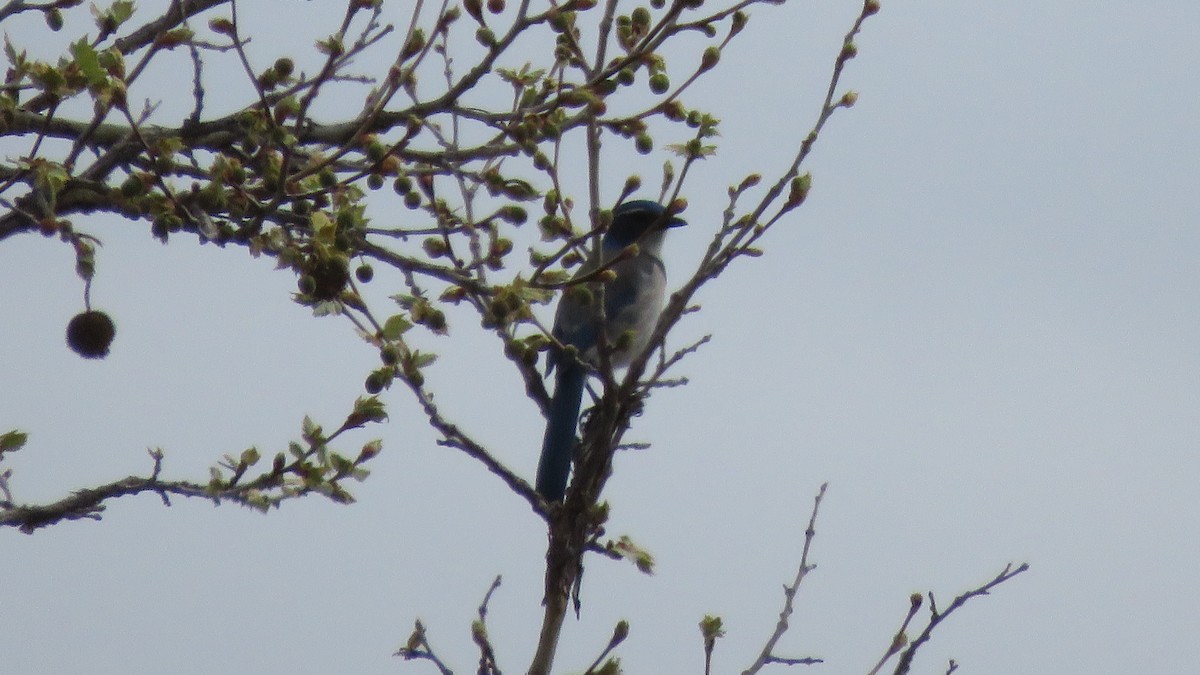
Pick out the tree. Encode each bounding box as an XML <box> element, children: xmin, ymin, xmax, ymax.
<box><xmin>0</xmin><ymin>0</ymin><xmax>1024</xmax><ymax>672</ymax></box>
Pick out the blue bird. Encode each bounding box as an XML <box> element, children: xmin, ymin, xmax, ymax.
<box><xmin>536</xmin><ymin>200</ymin><xmax>687</xmax><ymax>502</ymax></box>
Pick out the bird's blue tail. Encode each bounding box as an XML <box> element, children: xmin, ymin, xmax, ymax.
<box><xmin>536</xmin><ymin>363</ymin><xmax>586</xmax><ymax>502</ymax></box>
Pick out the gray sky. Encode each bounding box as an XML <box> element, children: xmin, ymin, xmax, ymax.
<box><xmin>3</xmin><ymin>1</ymin><xmax>1198</xmax><ymax>673</ymax></box>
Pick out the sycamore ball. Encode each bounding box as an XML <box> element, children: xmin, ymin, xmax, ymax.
<box><xmin>66</xmin><ymin>310</ymin><xmax>116</xmax><ymax>359</ymax></box>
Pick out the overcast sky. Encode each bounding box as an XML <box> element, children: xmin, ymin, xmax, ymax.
<box><xmin>3</xmin><ymin>1</ymin><xmax>1198</xmax><ymax>673</ymax></box>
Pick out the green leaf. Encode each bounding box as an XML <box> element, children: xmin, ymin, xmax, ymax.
<box><xmin>612</xmin><ymin>535</ymin><xmax>656</xmax><ymax>574</ymax></box>
<box><xmin>329</xmin><ymin>452</ymin><xmax>353</xmax><ymax>475</ymax></box>
<box><xmin>699</xmin><ymin>615</ymin><xmax>725</xmax><ymax>641</ymax></box>
<box><xmin>309</xmin><ymin>210</ymin><xmax>335</xmax><ymax>238</ymax></box>
<box><xmin>382</xmin><ymin>314</ymin><xmax>413</xmax><ymax>339</ymax></box>
<box><xmin>70</xmin><ymin>39</ymin><xmax>107</xmax><ymax>87</ymax></box>
<box><xmin>301</xmin><ymin>415</ymin><xmax>321</xmax><ymax>441</ymax></box>
<box><xmin>326</xmin><ymin>483</ymin><xmax>355</xmax><ymax>504</ymax></box>
<box><xmin>497</xmin><ymin>65</ymin><xmax>546</xmax><ymax>87</ymax></box>
<box><xmin>351</xmin><ymin>397</ymin><xmax>388</xmax><ymax>424</ymax></box>
<box><xmin>4</xmin><ymin>38</ymin><xmax>26</xmax><ymax>75</ymax></box>
<box><xmin>239</xmin><ymin>447</ymin><xmax>260</xmax><ymax>466</ymax></box>
<box><xmin>0</xmin><ymin>430</ymin><xmax>28</xmax><ymax>453</ymax></box>
<box><xmin>93</xmin><ymin>0</ymin><xmax>134</xmax><ymax>33</ymax></box>
<box><xmin>665</xmin><ymin>140</ymin><xmax>717</xmax><ymax>159</ymax></box>
<box><xmin>30</xmin><ymin>159</ymin><xmax>69</xmax><ymax>195</ymax></box>
<box><xmin>513</xmin><ymin>276</ymin><xmax>554</xmax><ymax>305</ymax></box>
<box><xmin>110</xmin><ymin>1</ymin><xmax>135</xmax><ymax>24</ymax></box>
<box><xmin>29</xmin><ymin>63</ymin><xmax>67</xmax><ymax>96</ymax></box>
<box><xmin>409</xmin><ymin>350</ymin><xmax>437</xmax><ymax>368</ymax></box>
<box><xmin>500</xmin><ymin>178</ymin><xmax>539</xmax><ymax>201</ymax></box>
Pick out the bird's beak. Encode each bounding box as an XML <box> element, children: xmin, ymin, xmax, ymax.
<box><xmin>664</xmin><ymin>214</ymin><xmax>687</xmax><ymax>229</ymax></box>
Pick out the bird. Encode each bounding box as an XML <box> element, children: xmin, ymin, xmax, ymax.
<box><xmin>535</xmin><ymin>199</ymin><xmax>687</xmax><ymax>502</ymax></box>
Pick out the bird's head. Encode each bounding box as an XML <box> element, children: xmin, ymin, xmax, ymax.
<box><xmin>602</xmin><ymin>200</ymin><xmax>687</xmax><ymax>251</ymax></box>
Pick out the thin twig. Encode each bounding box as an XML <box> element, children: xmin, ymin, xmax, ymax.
<box><xmin>890</xmin><ymin>563</ymin><xmax>1030</xmax><ymax>675</ymax></box>
<box><xmin>742</xmin><ymin>483</ymin><xmax>829</xmax><ymax>674</ymax></box>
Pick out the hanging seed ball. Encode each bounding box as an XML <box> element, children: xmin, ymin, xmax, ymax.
<box><xmin>66</xmin><ymin>310</ymin><xmax>116</xmax><ymax>359</ymax></box>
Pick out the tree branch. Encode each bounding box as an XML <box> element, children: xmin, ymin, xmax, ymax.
<box><xmin>742</xmin><ymin>483</ymin><xmax>828</xmax><ymax>674</ymax></box>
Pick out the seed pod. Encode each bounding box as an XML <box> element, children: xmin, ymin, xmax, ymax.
<box><xmin>66</xmin><ymin>310</ymin><xmax>117</xmax><ymax>359</ymax></box>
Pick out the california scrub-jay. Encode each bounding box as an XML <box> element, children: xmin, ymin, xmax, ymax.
<box><xmin>535</xmin><ymin>200</ymin><xmax>687</xmax><ymax>502</ymax></box>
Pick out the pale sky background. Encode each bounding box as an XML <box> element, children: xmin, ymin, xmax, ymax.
<box><xmin>2</xmin><ymin>1</ymin><xmax>1199</xmax><ymax>673</ymax></box>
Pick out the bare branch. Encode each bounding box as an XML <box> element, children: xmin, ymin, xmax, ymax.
<box><xmin>742</xmin><ymin>483</ymin><xmax>829</xmax><ymax>674</ymax></box>
<box><xmin>582</xmin><ymin>620</ymin><xmax>630</xmax><ymax>675</ymax></box>
<box><xmin>472</xmin><ymin>575</ymin><xmax>504</xmax><ymax>674</ymax></box>
<box><xmin>867</xmin><ymin>593</ymin><xmax>925</xmax><ymax>675</ymax></box>
<box><xmin>890</xmin><ymin>563</ymin><xmax>1030</xmax><ymax>675</ymax></box>
<box><xmin>0</xmin><ymin>471</ymin><xmax>210</xmax><ymax>534</ymax></box>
